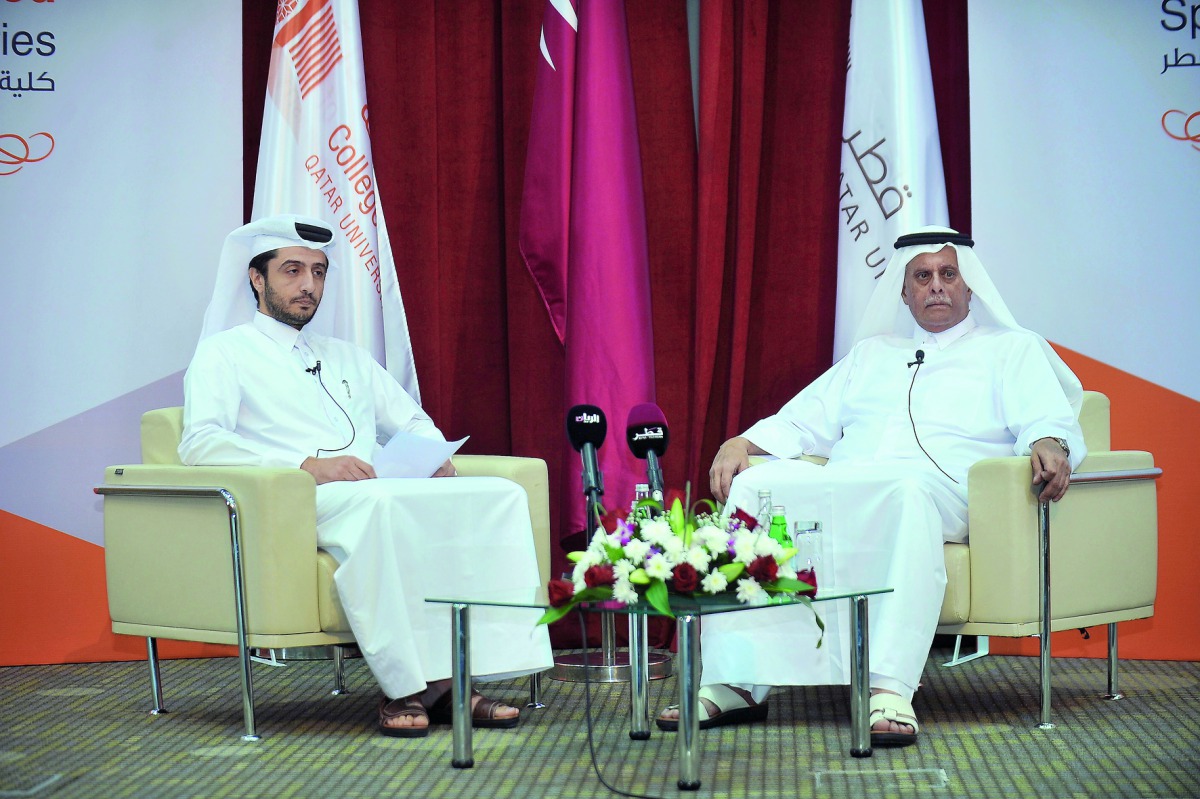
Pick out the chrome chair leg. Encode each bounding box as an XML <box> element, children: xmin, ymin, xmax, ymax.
<box><xmin>146</xmin><ymin>637</ymin><xmax>167</xmax><ymax>715</ymax></box>
<box><xmin>1103</xmin><ymin>622</ymin><xmax>1124</xmax><ymax>700</ymax></box>
<box><xmin>331</xmin><ymin>644</ymin><xmax>349</xmax><ymax>695</ymax></box>
<box><xmin>527</xmin><ymin>671</ymin><xmax>546</xmax><ymax>709</ymax></box>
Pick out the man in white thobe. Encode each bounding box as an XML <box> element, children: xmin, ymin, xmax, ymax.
<box><xmin>658</xmin><ymin>227</ymin><xmax>1084</xmax><ymax>747</ymax></box>
<box><xmin>180</xmin><ymin>215</ymin><xmax>552</xmax><ymax>737</ymax></box>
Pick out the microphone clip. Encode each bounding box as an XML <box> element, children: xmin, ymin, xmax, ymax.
<box><xmin>907</xmin><ymin>350</ymin><xmax>925</xmax><ymax>368</ymax></box>
<box><xmin>305</xmin><ymin>360</ymin><xmax>322</xmax><ymax>375</ymax></box>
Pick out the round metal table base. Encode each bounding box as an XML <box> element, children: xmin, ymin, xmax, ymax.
<box><xmin>548</xmin><ymin>650</ymin><xmax>672</xmax><ymax>683</ymax></box>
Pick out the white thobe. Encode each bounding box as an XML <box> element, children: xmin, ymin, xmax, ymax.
<box><xmin>179</xmin><ymin>312</ymin><xmax>552</xmax><ymax>699</ymax></box>
<box><xmin>702</xmin><ymin>315</ymin><xmax>1085</xmax><ymax>701</ymax></box>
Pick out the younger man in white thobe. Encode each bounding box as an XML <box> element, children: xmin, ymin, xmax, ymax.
<box><xmin>657</xmin><ymin>227</ymin><xmax>1085</xmax><ymax>746</ymax></box>
<box><xmin>180</xmin><ymin>215</ymin><xmax>552</xmax><ymax>737</ymax></box>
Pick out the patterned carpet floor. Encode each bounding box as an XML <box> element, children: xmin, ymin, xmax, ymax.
<box><xmin>1</xmin><ymin>644</ymin><xmax>1197</xmax><ymax>798</ymax></box>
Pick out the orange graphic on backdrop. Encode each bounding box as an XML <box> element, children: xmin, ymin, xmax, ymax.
<box><xmin>0</xmin><ymin>131</ymin><xmax>54</xmax><ymax>176</ymax></box>
<box><xmin>1161</xmin><ymin>110</ymin><xmax>1200</xmax><ymax>151</ymax></box>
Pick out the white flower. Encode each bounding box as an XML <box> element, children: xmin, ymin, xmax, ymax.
<box><xmin>639</xmin><ymin>518</ymin><xmax>673</xmax><ymax>543</ymax></box>
<box><xmin>612</xmin><ymin>578</ymin><xmax>639</xmax><ymax>605</ymax></box>
<box><xmin>701</xmin><ymin>571</ymin><xmax>728</xmax><ymax>594</ymax></box>
<box><xmin>623</xmin><ymin>538</ymin><xmax>651</xmax><ymax>563</ymax></box>
<box><xmin>754</xmin><ymin>534</ymin><xmax>784</xmax><ymax>559</ymax></box>
<box><xmin>644</xmin><ymin>552</ymin><xmax>673</xmax><ymax>581</ymax></box>
<box><xmin>695</xmin><ymin>524</ymin><xmax>728</xmax><ymax>554</ymax></box>
<box><xmin>732</xmin><ymin>533</ymin><xmax>759</xmax><ymax>564</ymax></box>
<box><xmin>659</xmin><ymin>535</ymin><xmax>685</xmax><ymax>559</ymax></box>
<box><xmin>684</xmin><ymin>545</ymin><xmax>712</xmax><ymax>572</ymax></box>
<box><xmin>736</xmin><ymin>577</ymin><xmax>768</xmax><ymax>605</ymax></box>
<box><xmin>778</xmin><ymin>564</ymin><xmax>798</xmax><ymax>581</ymax></box>
<box><xmin>574</xmin><ymin>548</ymin><xmax>604</xmax><ymax>571</ymax></box>
<box><xmin>613</xmin><ymin>558</ymin><xmax>637</xmax><ymax>579</ymax></box>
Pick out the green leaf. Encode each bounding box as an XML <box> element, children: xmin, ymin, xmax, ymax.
<box><xmin>718</xmin><ymin>562</ymin><xmax>745</xmax><ymax>581</ymax></box>
<box><xmin>536</xmin><ymin>603</ymin><xmax>576</xmax><ymax>625</ymax></box>
<box><xmin>604</xmin><ymin>544</ymin><xmax>625</xmax><ymax>563</ymax></box>
<box><xmin>628</xmin><ymin>568</ymin><xmax>650</xmax><ymax>585</ymax></box>
<box><xmin>645</xmin><ymin>579</ymin><xmax>674</xmax><ymax>618</ymax></box>
<box><xmin>777</xmin><ymin>547</ymin><xmax>798</xmax><ymax>562</ymax></box>
<box><xmin>765</xmin><ymin>576</ymin><xmax>813</xmax><ymax>593</ymax></box>
<box><xmin>566</xmin><ymin>551</ymin><xmax>586</xmax><ymax>563</ymax></box>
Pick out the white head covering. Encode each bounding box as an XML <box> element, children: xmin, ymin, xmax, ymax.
<box><xmin>199</xmin><ymin>214</ymin><xmax>339</xmax><ymax>340</ymax></box>
<box><xmin>853</xmin><ymin>225</ymin><xmax>1083</xmax><ymax>416</ymax></box>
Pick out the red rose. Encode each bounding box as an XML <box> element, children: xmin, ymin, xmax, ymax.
<box><xmin>670</xmin><ymin>563</ymin><xmax>700</xmax><ymax>593</ymax></box>
<box><xmin>600</xmin><ymin>507</ymin><xmax>629</xmax><ymax>533</ymax></box>
<box><xmin>548</xmin><ymin>578</ymin><xmax>576</xmax><ymax>607</ymax></box>
<box><xmin>747</xmin><ymin>556</ymin><xmax>778</xmax><ymax>584</ymax></box>
<box><xmin>797</xmin><ymin>568</ymin><xmax>818</xmax><ymax>597</ymax></box>
<box><xmin>584</xmin><ymin>564</ymin><xmax>616</xmax><ymax>588</ymax></box>
<box><xmin>731</xmin><ymin>506</ymin><xmax>758</xmax><ymax>531</ymax></box>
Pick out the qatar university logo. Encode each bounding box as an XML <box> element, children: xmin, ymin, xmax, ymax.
<box><xmin>1162</xmin><ymin>110</ymin><xmax>1200</xmax><ymax>152</ymax></box>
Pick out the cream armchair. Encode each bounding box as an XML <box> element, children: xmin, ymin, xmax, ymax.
<box><xmin>749</xmin><ymin>391</ymin><xmax>1159</xmax><ymax>725</ymax></box>
<box><xmin>99</xmin><ymin>407</ymin><xmax>552</xmax><ymax>740</ymax></box>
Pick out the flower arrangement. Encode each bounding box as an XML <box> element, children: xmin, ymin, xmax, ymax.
<box><xmin>538</xmin><ymin>496</ymin><xmax>821</xmax><ymax>635</ymax></box>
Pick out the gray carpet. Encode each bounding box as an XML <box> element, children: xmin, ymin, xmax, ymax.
<box><xmin>1</xmin><ymin>645</ymin><xmax>1198</xmax><ymax>798</ymax></box>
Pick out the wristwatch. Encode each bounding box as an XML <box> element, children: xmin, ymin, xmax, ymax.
<box><xmin>1045</xmin><ymin>437</ymin><xmax>1070</xmax><ymax>457</ymax></box>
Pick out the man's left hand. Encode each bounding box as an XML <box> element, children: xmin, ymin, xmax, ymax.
<box><xmin>1030</xmin><ymin>438</ymin><xmax>1071</xmax><ymax>503</ymax></box>
<box><xmin>432</xmin><ymin>459</ymin><xmax>457</xmax><ymax>478</ymax></box>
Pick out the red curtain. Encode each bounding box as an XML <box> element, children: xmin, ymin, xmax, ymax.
<box><xmin>241</xmin><ymin>0</ymin><xmax>970</xmax><ymax>589</ymax></box>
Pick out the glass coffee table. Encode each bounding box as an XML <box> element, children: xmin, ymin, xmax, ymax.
<box><xmin>426</xmin><ymin>584</ymin><xmax>892</xmax><ymax>790</ymax></box>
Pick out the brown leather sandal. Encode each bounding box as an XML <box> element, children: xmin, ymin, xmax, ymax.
<box><xmin>378</xmin><ymin>695</ymin><xmax>430</xmax><ymax>738</ymax></box>
<box><xmin>429</xmin><ymin>690</ymin><xmax>520</xmax><ymax>729</ymax></box>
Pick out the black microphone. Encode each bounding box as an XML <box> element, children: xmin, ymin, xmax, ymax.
<box><xmin>907</xmin><ymin>350</ymin><xmax>925</xmax><ymax>368</ymax></box>
<box><xmin>626</xmin><ymin>402</ymin><xmax>668</xmax><ymax>503</ymax></box>
<box><xmin>566</xmin><ymin>405</ymin><xmax>606</xmax><ymax>505</ymax></box>
<box><xmin>305</xmin><ymin>360</ymin><xmax>322</xmax><ymax>375</ymax></box>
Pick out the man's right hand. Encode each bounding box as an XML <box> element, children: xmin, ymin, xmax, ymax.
<box><xmin>301</xmin><ymin>455</ymin><xmax>376</xmax><ymax>485</ymax></box>
<box><xmin>709</xmin><ymin>437</ymin><xmax>755</xmax><ymax>504</ymax></box>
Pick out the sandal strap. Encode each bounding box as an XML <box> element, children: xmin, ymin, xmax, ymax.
<box><xmin>868</xmin><ymin>693</ymin><xmax>919</xmax><ymax>733</ymax></box>
<box><xmin>379</xmin><ymin>696</ymin><xmax>427</xmax><ymax>723</ymax></box>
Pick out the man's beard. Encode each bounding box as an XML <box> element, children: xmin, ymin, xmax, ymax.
<box><xmin>262</xmin><ymin>279</ymin><xmax>318</xmax><ymax>328</ymax></box>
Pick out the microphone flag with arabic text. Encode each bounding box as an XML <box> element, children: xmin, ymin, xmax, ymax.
<box><xmin>834</xmin><ymin>0</ymin><xmax>948</xmax><ymax>360</ymax></box>
<box><xmin>251</xmin><ymin>0</ymin><xmax>420</xmax><ymax>399</ymax></box>
<box><xmin>519</xmin><ymin>0</ymin><xmax>657</xmax><ymax>536</ymax></box>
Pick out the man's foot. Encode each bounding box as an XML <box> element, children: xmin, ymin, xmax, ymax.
<box><xmin>655</xmin><ymin>684</ymin><xmax>769</xmax><ymax>731</ymax></box>
<box><xmin>378</xmin><ymin>694</ymin><xmax>430</xmax><ymax>738</ymax></box>
<box><xmin>869</xmin><ymin>690</ymin><xmax>919</xmax><ymax>747</ymax></box>
<box><xmin>425</xmin><ymin>682</ymin><xmax>521</xmax><ymax>729</ymax></box>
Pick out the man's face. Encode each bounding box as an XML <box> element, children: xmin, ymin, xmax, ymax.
<box><xmin>901</xmin><ymin>246</ymin><xmax>972</xmax><ymax>333</ymax></box>
<box><xmin>251</xmin><ymin>246</ymin><xmax>328</xmax><ymax>330</ymax></box>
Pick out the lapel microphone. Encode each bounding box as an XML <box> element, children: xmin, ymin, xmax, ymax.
<box><xmin>305</xmin><ymin>360</ymin><xmax>322</xmax><ymax>375</ymax></box>
<box><xmin>907</xmin><ymin>350</ymin><xmax>925</xmax><ymax>368</ymax></box>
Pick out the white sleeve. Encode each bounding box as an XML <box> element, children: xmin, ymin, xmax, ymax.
<box><xmin>740</xmin><ymin>352</ymin><xmax>855</xmax><ymax>459</ymax></box>
<box><xmin>366</xmin><ymin>355</ymin><xmax>443</xmax><ymax>442</ymax></box>
<box><xmin>178</xmin><ymin>338</ymin><xmax>300</xmax><ymax>468</ymax></box>
<box><xmin>1000</xmin><ymin>334</ymin><xmax>1087</xmax><ymax>469</ymax></box>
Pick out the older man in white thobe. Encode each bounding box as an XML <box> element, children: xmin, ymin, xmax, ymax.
<box><xmin>656</xmin><ymin>227</ymin><xmax>1084</xmax><ymax>747</ymax></box>
<box><xmin>179</xmin><ymin>215</ymin><xmax>552</xmax><ymax>738</ymax></box>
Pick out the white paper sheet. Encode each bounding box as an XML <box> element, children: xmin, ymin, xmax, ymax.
<box><xmin>375</xmin><ymin>432</ymin><xmax>468</xmax><ymax>478</ymax></box>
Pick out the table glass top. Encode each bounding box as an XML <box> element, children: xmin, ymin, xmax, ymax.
<box><xmin>425</xmin><ymin>585</ymin><xmax>892</xmax><ymax>615</ymax></box>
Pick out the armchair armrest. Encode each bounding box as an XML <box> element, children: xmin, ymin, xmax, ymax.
<box><xmin>451</xmin><ymin>455</ymin><xmax>552</xmax><ymax>586</ymax></box>
<box><xmin>101</xmin><ymin>464</ymin><xmax>322</xmax><ymax>636</ymax></box>
<box><xmin>965</xmin><ymin>451</ymin><xmax>1158</xmax><ymax>628</ymax></box>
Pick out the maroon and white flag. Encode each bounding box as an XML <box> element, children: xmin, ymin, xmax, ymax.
<box><xmin>520</xmin><ymin>0</ymin><xmax>657</xmax><ymax>532</ymax></box>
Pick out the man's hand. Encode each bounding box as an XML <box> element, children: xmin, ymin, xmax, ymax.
<box><xmin>1030</xmin><ymin>437</ymin><xmax>1071</xmax><ymax>503</ymax></box>
<box><xmin>431</xmin><ymin>459</ymin><xmax>457</xmax><ymax>478</ymax></box>
<box><xmin>709</xmin><ymin>436</ymin><xmax>756</xmax><ymax>504</ymax></box>
<box><xmin>301</xmin><ymin>455</ymin><xmax>376</xmax><ymax>485</ymax></box>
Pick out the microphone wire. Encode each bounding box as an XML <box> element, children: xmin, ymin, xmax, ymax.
<box><xmin>305</xmin><ymin>361</ymin><xmax>357</xmax><ymax>459</ymax></box>
<box><xmin>578</xmin><ymin>610</ymin><xmax>665</xmax><ymax>799</ymax></box>
<box><xmin>906</xmin><ymin>357</ymin><xmax>959</xmax><ymax>485</ymax></box>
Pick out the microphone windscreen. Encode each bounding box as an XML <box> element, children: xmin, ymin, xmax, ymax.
<box><xmin>626</xmin><ymin>402</ymin><xmax>669</xmax><ymax>458</ymax></box>
<box><xmin>566</xmin><ymin>404</ymin><xmax>607</xmax><ymax>452</ymax></box>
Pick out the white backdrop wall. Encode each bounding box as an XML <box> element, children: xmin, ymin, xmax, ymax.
<box><xmin>0</xmin><ymin>1</ymin><xmax>243</xmax><ymax>545</ymax></box>
<box><xmin>969</xmin><ymin>0</ymin><xmax>1200</xmax><ymax>400</ymax></box>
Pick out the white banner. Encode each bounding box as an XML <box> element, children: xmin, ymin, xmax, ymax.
<box><xmin>970</xmin><ymin>0</ymin><xmax>1200</xmax><ymax>401</ymax></box>
<box><xmin>834</xmin><ymin>0</ymin><xmax>948</xmax><ymax>360</ymax></box>
<box><xmin>250</xmin><ymin>0</ymin><xmax>419</xmax><ymax>399</ymax></box>
<box><xmin>0</xmin><ymin>0</ymin><xmax>242</xmax><ymax>545</ymax></box>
